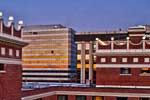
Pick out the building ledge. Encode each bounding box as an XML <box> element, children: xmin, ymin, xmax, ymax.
<box><xmin>139</xmin><ymin>73</ymin><xmax>150</xmax><ymax>76</ymax></box>
<box><xmin>120</xmin><ymin>74</ymin><xmax>132</xmax><ymax>76</ymax></box>
<box><xmin>0</xmin><ymin>70</ymin><xmax>6</xmax><ymax>73</ymax></box>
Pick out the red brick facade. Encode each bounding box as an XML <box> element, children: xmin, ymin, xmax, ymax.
<box><xmin>0</xmin><ymin>15</ymin><xmax>27</xmax><ymax>100</ymax></box>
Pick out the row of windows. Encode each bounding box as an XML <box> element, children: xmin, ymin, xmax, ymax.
<box><xmin>120</xmin><ymin>68</ymin><xmax>150</xmax><ymax>75</ymax></box>
<box><xmin>36</xmin><ymin>96</ymin><xmax>150</xmax><ymax>100</ymax></box>
<box><xmin>1</xmin><ymin>47</ymin><xmax>20</xmax><ymax>57</ymax></box>
<box><xmin>100</xmin><ymin>57</ymin><xmax>150</xmax><ymax>63</ymax></box>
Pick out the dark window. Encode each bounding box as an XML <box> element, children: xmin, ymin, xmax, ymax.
<box><xmin>76</xmin><ymin>96</ymin><xmax>86</xmax><ymax>100</ymax></box>
<box><xmin>120</xmin><ymin>68</ymin><xmax>131</xmax><ymax>74</ymax></box>
<box><xmin>36</xmin><ymin>98</ymin><xmax>42</xmax><ymax>100</ymax></box>
<box><xmin>140</xmin><ymin>98</ymin><xmax>150</xmax><ymax>100</ymax></box>
<box><xmin>33</xmin><ymin>32</ymin><xmax>38</xmax><ymax>35</ymax></box>
<box><xmin>57</xmin><ymin>95</ymin><xmax>68</xmax><ymax>100</ymax></box>
<box><xmin>117</xmin><ymin>97</ymin><xmax>128</xmax><ymax>100</ymax></box>
<box><xmin>51</xmin><ymin>50</ymin><xmax>54</xmax><ymax>54</ymax></box>
<box><xmin>0</xmin><ymin>63</ymin><xmax>4</xmax><ymax>70</ymax></box>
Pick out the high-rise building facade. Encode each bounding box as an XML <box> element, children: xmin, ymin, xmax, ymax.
<box><xmin>22</xmin><ymin>25</ymin><xmax>76</xmax><ymax>82</ymax></box>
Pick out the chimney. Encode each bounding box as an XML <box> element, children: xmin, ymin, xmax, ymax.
<box><xmin>8</xmin><ymin>16</ymin><xmax>14</xmax><ymax>26</ymax></box>
<box><xmin>18</xmin><ymin>20</ymin><xmax>23</xmax><ymax>30</ymax></box>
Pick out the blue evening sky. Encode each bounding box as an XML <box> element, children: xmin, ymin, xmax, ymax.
<box><xmin>0</xmin><ymin>0</ymin><xmax>150</xmax><ymax>32</ymax></box>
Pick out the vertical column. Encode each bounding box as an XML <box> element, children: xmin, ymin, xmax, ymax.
<box><xmin>89</xmin><ymin>41</ymin><xmax>93</xmax><ymax>84</ymax></box>
<box><xmin>127</xmin><ymin>37</ymin><xmax>130</xmax><ymax>50</ymax></box>
<box><xmin>8</xmin><ymin>16</ymin><xmax>14</xmax><ymax>36</ymax></box>
<box><xmin>111</xmin><ymin>37</ymin><xmax>114</xmax><ymax>50</ymax></box>
<box><xmin>18</xmin><ymin>20</ymin><xmax>23</xmax><ymax>38</ymax></box>
<box><xmin>0</xmin><ymin>12</ymin><xmax>3</xmax><ymax>33</ymax></box>
<box><xmin>142</xmin><ymin>36</ymin><xmax>145</xmax><ymax>50</ymax></box>
<box><xmin>81</xmin><ymin>41</ymin><xmax>86</xmax><ymax>84</ymax></box>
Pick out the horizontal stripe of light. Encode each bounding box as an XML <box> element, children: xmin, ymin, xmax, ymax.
<box><xmin>0</xmin><ymin>57</ymin><xmax>21</xmax><ymax>64</ymax></box>
<box><xmin>24</xmin><ymin>45</ymin><xmax>70</xmax><ymax>49</ymax></box>
<box><xmin>77</xmin><ymin>64</ymin><xmax>96</xmax><ymax>69</ymax></box>
<box><xmin>23</xmin><ymin>58</ymin><xmax>69</xmax><ymax>60</ymax></box>
<box><xmin>23</xmin><ymin>36</ymin><xmax>70</xmax><ymax>40</ymax></box>
<box><xmin>24</xmin><ymin>38</ymin><xmax>71</xmax><ymax>42</ymax></box>
<box><xmin>26</xmin><ymin>43</ymin><xmax>70</xmax><ymax>46</ymax></box>
<box><xmin>23</xmin><ymin>28</ymin><xmax>69</xmax><ymax>32</ymax></box>
<box><xmin>22</xmin><ymin>77</ymin><xmax>69</xmax><ymax>81</ymax></box>
<box><xmin>23</xmin><ymin>68</ymin><xmax>73</xmax><ymax>70</ymax></box>
<box><xmin>23</xmin><ymin>65</ymin><xmax>70</xmax><ymax>68</ymax></box>
<box><xmin>27</xmin><ymin>40</ymin><xmax>70</xmax><ymax>44</ymax></box>
<box><xmin>96</xmin><ymin>64</ymin><xmax>150</xmax><ymax>68</ymax></box>
<box><xmin>23</xmin><ymin>73</ymin><xmax>69</xmax><ymax>76</ymax></box>
<box><xmin>22</xmin><ymin>48</ymin><xmax>71</xmax><ymax>51</ymax></box>
<box><xmin>23</xmin><ymin>49</ymin><xmax>70</xmax><ymax>54</ymax></box>
<box><xmin>23</xmin><ymin>33</ymin><xmax>69</xmax><ymax>37</ymax></box>
<box><xmin>96</xmin><ymin>85</ymin><xmax>150</xmax><ymax>89</ymax></box>
<box><xmin>22</xmin><ymin>53</ymin><xmax>71</xmax><ymax>56</ymax></box>
<box><xmin>23</xmin><ymin>55</ymin><xmax>70</xmax><ymax>59</ymax></box>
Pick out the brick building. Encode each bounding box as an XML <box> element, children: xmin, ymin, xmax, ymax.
<box><xmin>0</xmin><ymin>12</ymin><xmax>27</xmax><ymax>100</ymax></box>
<box><xmin>22</xmin><ymin>25</ymin><xmax>150</xmax><ymax>100</ymax></box>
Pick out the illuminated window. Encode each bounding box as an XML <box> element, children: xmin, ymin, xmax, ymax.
<box><xmin>101</xmin><ymin>58</ymin><xmax>106</xmax><ymax>63</ymax></box>
<box><xmin>111</xmin><ymin>58</ymin><xmax>116</xmax><ymax>62</ymax></box>
<box><xmin>16</xmin><ymin>50</ymin><xmax>20</xmax><ymax>57</ymax></box>
<box><xmin>77</xmin><ymin>44</ymin><xmax>81</xmax><ymax>50</ymax></box>
<box><xmin>1</xmin><ymin>47</ymin><xmax>5</xmax><ymax>55</ymax></box>
<box><xmin>144</xmin><ymin>58</ymin><xmax>149</xmax><ymax>63</ymax></box>
<box><xmin>141</xmin><ymin>68</ymin><xmax>150</xmax><ymax>74</ymax></box>
<box><xmin>9</xmin><ymin>49</ymin><xmax>13</xmax><ymax>56</ymax></box>
<box><xmin>120</xmin><ymin>68</ymin><xmax>131</xmax><ymax>75</ymax></box>
<box><xmin>122</xmin><ymin>58</ymin><xmax>127</xmax><ymax>63</ymax></box>
<box><xmin>92</xmin><ymin>96</ymin><xmax>104</xmax><ymax>100</ymax></box>
<box><xmin>133</xmin><ymin>58</ymin><xmax>138</xmax><ymax>63</ymax></box>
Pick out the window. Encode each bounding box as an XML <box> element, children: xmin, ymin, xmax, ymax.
<box><xmin>9</xmin><ymin>49</ymin><xmax>13</xmax><ymax>56</ymax></box>
<box><xmin>122</xmin><ymin>58</ymin><xmax>127</xmax><ymax>63</ymax></box>
<box><xmin>57</xmin><ymin>95</ymin><xmax>68</xmax><ymax>100</ymax></box>
<box><xmin>120</xmin><ymin>68</ymin><xmax>131</xmax><ymax>75</ymax></box>
<box><xmin>144</xmin><ymin>58</ymin><xmax>149</xmax><ymax>63</ymax></box>
<box><xmin>76</xmin><ymin>96</ymin><xmax>86</xmax><ymax>100</ymax></box>
<box><xmin>101</xmin><ymin>58</ymin><xmax>106</xmax><ymax>63</ymax></box>
<box><xmin>16</xmin><ymin>50</ymin><xmax>20</xmax><ymax>57</ymax></box>
<box><xmin>141</xmin><ymin>68</ymin><xmax>150</xmax><ymax>74</ymax></box>
<box><xmin>117</xmin><ymin>97</ymin><xmax>128</xmax><ymax>100</ymax></box>
<box><xmin>35</xmin><ymin>98</ymin><xmax>42</xmax><ymax>100</ymax></box>
<box><xmin>133</xmin><ymin>58</ymin><xmax>138</xmax><ymax>63</ymax></box>
<box><xmin>1</xmin><ymin>47</ymin><xmax>5</xmax><ymax>55</ymax></box>
<box><xmin>92</xmin><ymin>96</ymin><xmax>104</xmax><ymax>100</ymax></box>
<box><xmin>111</xmin><ymin>58</ymin><xmax>116</xmax><ymax>63</ymax></box>
<box><xmin>0</xmin><ymin>63</ymin><xmax>4</xmax><ymax>70</ymax></box>
<box><xmin>140</xmin><ymin>98</ymin><xmax>150</xmax><ymax>100</ymax></box>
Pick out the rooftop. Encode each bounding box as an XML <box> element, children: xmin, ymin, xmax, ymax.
<box><xmin>23</xmin><ymin>24</ymin><xmax>66</xmax><ymax>32</ymax></box>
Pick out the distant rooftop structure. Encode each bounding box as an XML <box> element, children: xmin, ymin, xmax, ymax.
<box><xmin>22</xmin><ymin>82</ymin><xmax>91</xmax><ymax>90</ymax></box>
<box><xmin>76</xmin><ymin>30</ymin><xmax>127</xmax><ymax>35</ymax></box>
<box><xmin>23</xmin><ymin>24</ymin><xmax>66</xmax><ymax>32</ymax></box>
<box><xmin>128</xmin><ymin>25</ymin><xmax>150</xmax><ymax>33</ymax></box>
